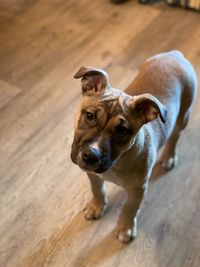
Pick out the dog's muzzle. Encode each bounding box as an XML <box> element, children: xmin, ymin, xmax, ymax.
<box><xmin>71</xmin><ymin>139</ymin><xmax>113</xmax><ymax>173</ymax></box>
<box><xmin>81</xmin><ymin>147</ymin><xmax>101</xmax><ymax>166</ymax></box>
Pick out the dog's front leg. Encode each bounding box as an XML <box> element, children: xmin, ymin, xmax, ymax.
<box><xmin>115</xmin><ymin>187</ymin><xmax>145</xmax><ymax>243</ymax></box>
<box><xmin>83</xmin><ymin>172</ymin><xmax>108</xmax><ymax>220</ymax></box>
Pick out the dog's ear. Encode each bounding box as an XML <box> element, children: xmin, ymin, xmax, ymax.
<box><xmin>129</xmin><ymin>94</ymin><xmax>167</xmax><ymax>124</ymax></box>
<box><xmin>74</xmin><ymin>66</ymin><xmax>110</xmax><ymax>96</ymax></box>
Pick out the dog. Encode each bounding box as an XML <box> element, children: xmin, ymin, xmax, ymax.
<box><xmin>71</xmin><ymin>51</ymin><xmax>197</xmax><ymax>243</ymax></box>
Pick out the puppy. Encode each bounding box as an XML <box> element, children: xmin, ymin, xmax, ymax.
<box><xmin>71</xmin><ymin>51</ymin><xmax>197</xmax><ymax>243</ymax></box>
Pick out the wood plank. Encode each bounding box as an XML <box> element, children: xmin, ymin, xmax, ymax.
<box><xmin>0</xmin><ymin>79</ymin><xmax>21</xmax><ymax>109</ymax></box>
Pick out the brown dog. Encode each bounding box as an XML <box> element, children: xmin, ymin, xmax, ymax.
<box><xmin>71</xmin><ymin>51</ymin><xmax>197</xmax><ymax>243</ymax></box>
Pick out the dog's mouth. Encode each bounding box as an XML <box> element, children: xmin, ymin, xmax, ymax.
<box><xmin>79</xmin><ymin>164</ymin><xmax>108</xmax><ymax>174</ymax></box>
<box><xmin>71</xmin><ymin>149</ymin><xmax>112</xmax><ymax>174</ymax></box>
<box><xmin>77</xmin><ymin>157</ymin><xmax>112</xmax><ymax>174</ymax></box>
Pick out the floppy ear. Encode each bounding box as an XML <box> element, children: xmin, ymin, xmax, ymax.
<box><xmin>74</xmin><ymin>66</ymin><xmax>110</xmax><ymax>96</ymax></box>
<box><xmin>130</xmin><ymin>94</ymin><xmax>167</xmax><ymax>124</ymax></box>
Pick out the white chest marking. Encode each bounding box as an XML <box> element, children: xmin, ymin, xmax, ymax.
<box><xmin>96</xmin><ymin>170</ymin><xmax>125</xmax><ymax>187</ymax></box>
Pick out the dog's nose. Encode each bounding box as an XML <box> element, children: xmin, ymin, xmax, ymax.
<box><xmin>81</xmin><ymin>149</ymin><xmax>100</xmax><ymax>165</ymax></box>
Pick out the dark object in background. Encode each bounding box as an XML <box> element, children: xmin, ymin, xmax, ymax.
<box><xmin>111</xmin><ymin>0</ymin><xmax>128</xmax><ymax>3</ymax></box>
<box><xmin>166</xmin><ymin>0</ymin><xmax>200</xmax><ymax>11</ymax></box>
<box><xmin>111</xmin><ymin>0</ymin><xmax>200</xmax><ymax>11</ymax></box>
<box><xmin>139</xmin><ymin>0</ymin><xmax>163</xmax><ymax>3</ymax></box>
<box><xmin>139</xmin><ymin>0</ymin><xmax>150</xmax><ymax>3</ymax></box>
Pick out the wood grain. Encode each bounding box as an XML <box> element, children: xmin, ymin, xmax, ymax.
<box><xmin>0</xmin><ymin>1</ymin><xmax>200</xmax><ymax>267</ymax></box>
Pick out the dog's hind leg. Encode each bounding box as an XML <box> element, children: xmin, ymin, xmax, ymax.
<box><xmin>160</xmin><ymin>111</ymin><xmax>190</xmax><ymax>171</ymax></box>
<box><xmin>160</xmin><ymin>52</ymin><xmax>197</xmax><ymax>171</ymax></box>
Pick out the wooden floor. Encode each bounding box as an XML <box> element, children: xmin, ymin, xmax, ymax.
<box><xmin>0</xmin><ymin>1</ymin><xmax>200</xmax><ymax>266</ymax></box>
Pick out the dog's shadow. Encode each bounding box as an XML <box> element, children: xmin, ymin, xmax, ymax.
<box><xmin>73</xmin><ymin>230</ymin><xmax>128</xmax><ymax>267</ymax></box>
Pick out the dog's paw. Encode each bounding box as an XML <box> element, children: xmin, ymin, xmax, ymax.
<box><xmin>83</xmin><ymin>200</ymin><xmax>107</xmax><ymax>220</ymax></box>
<box><xmin>160</xmin><ymin>154</ymin><xmax>178</xmax><ymax>171</ymax></box>
<box><xmin>115</xmin><ymin>218</ymin><xmax>137</xmax><ymax>244</ymax></box>
<box><xmin>115</xmin><ymin>229</ymin><xmax>136</xmax><ymax>244</ymax></box>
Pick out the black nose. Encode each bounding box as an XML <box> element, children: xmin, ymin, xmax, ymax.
<box><xmin>81</xmin><ymin>149</ymin><xmax>100</xmax><ymax>165</ymax></box>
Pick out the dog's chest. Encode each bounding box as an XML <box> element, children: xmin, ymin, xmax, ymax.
<box><xmin>96</xmin><ymin>169</ymin><xmax>141</xmax><ymax>189</ymax></box>
<box><xmin>98</xmin><ymin>170</ymin><xmax>125</xmax><ymax>187</ymax></box>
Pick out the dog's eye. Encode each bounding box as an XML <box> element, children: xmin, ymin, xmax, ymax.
<box><xmin>85</xmin><ymin>112</ymin><xmax>94</xmax><ymax>121</ymax></box>
<box><xmin>116</xmin><ymin>125</ymin><xmax>130</xmax><ymax>135</ymax></box>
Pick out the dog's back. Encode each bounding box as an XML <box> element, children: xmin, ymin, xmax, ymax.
<box><xmin>126</xmin><ymin>51</ymin><xmax>197</xmax><ymax>106</ymax></box>
<box><xmin>125</xmin><ymin>51</ymin><xmax>197</xmax><ymax>149</ymax></box>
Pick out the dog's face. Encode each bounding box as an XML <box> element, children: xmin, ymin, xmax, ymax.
<box><xmin>71</xmin><ymin>67</ymin><xmax>167</xmax><ymax>174</ymax></box>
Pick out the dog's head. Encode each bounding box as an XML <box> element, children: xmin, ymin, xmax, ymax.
<box><xmin>71</xmin><ymin>67</ymin><xmax>167</xmax><ymax>173</ymax></box>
